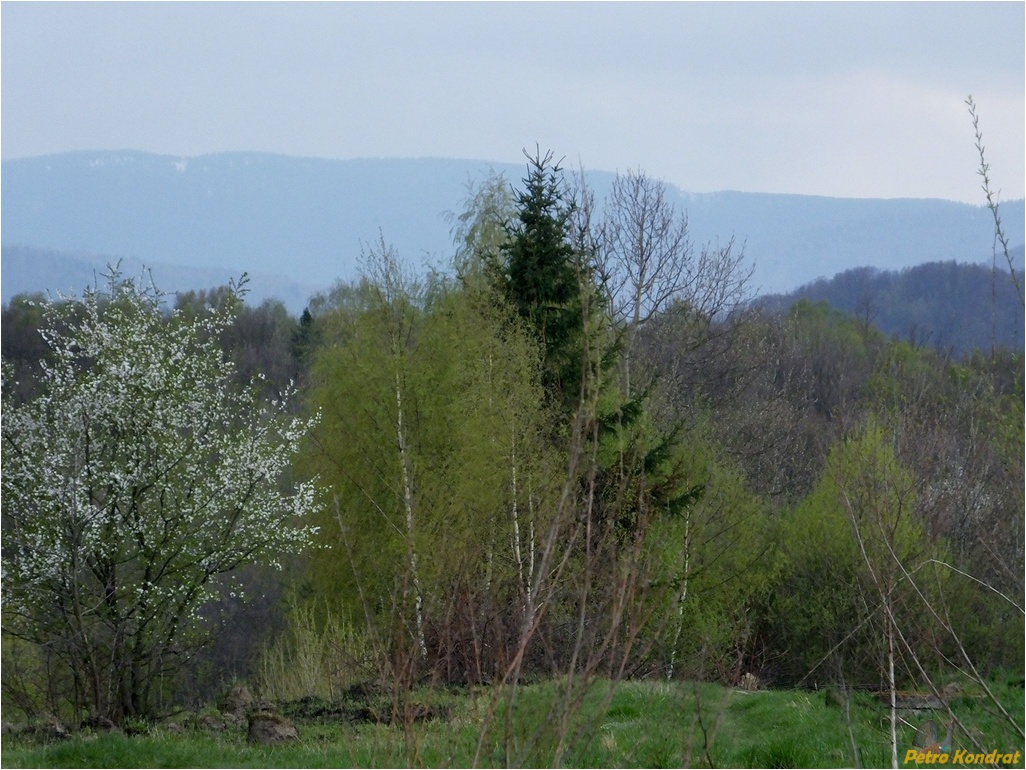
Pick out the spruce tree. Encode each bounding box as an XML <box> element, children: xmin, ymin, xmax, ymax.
<box><xmin>497</xmin><ymin>150</ymin><xmax>697</xmax><ymax>535</ymax></box>
<box><xmin>499</xmin><ymin>149</ymin><xmax>587</xmax><ymax>410</ymax></box>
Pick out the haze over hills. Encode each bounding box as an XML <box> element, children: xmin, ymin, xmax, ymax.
<box><xmin>2</xmin><ymin>151</ymin><xmax>1024</xmax><ymax>313</ymax></box>
<box><xmin>757</xmin><ymin>253</ymin><xmax>1025</xmax><ymax>355</ymax></box>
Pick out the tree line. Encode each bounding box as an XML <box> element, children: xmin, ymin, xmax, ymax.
<box><xmin>757</xmin><ymin>260</ymin><xmax>1025</xmax><ymax>356</ymax></box>
<box><xmin>2</xmin><ymin>151</ymin><xmax>1022</xmax><ymax>730</ymax></box>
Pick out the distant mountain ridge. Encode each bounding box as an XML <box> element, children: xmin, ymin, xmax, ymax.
<box><xmin>0</xmin><ymin>244</ymin><xmax>319</xmax><ymax>312</ymax></box>
<box><xmin>2</xmin><ymin>150</ymin><xmax>1024</xmax><ymax>311</ymax></box>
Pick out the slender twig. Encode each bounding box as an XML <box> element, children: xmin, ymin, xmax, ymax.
<box><xmin>966</xmin><ymin>96</ymin><xmax>1024</xmax><ymax>309</ymax></box>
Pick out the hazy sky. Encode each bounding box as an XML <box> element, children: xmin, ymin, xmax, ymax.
<box><xmin>2</xmin><ymin>2</ymin><xmax>1023</xmax><ymax>203</ymax></box>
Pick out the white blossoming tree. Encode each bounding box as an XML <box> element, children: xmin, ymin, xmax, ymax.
<box><xmin>1</xmin><ymin>273</ymin><xmax>319</xmax><ymax>723</ymax></box>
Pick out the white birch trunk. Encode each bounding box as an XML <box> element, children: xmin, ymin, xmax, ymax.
<box><xmin>668</xmin><ymin>505</ymin><xmax>692</xmax><ymax>680</ymax></box>
<box><xmin>510</xmin><ymin>418</ymin><xmax>531</xmax><ymax>609</ymax></box>
<box><xmin>395</xmin><ymin>372</ymin><xmax>427</xmax><ymax>658</ymax></box>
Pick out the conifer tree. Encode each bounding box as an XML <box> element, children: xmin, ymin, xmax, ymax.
<box><xmin>499</xmin><ymin>149</ymin><xmax>589</xmax><ymax>410</ymax></box>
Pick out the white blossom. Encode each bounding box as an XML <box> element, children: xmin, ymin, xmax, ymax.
<box><xmin>1</xmin><ymin>272</ymin><xmax>319</xmax><ymax>720</ymax></box>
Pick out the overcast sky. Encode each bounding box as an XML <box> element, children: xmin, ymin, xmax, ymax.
<box><xmin>2</xmin><ymin>2</ymin><xmax>1023</xmax><ymax>203</ymax></box>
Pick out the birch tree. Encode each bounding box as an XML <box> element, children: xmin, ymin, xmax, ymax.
<box><xmin>302</xmin><ymin>246</ymin><xmax>558</xmax><ymax>682</ymax></box>
<box><xmin>303</xmin><ymin>241</ymin><xmax>429</xmax><ymax>660</ymax></box>
<box><xmin>599</xmin><ymin>168</ymin><xmax>752</xmax><ymax>397</ymax></box>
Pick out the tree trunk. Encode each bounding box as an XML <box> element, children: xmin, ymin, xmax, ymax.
<box><xmin>395</xmin><ymin>373</ymin><xmax>426</xmax><ymax>658</ymax></box>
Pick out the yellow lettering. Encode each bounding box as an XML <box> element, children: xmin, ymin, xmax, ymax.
<box><xmin>904</xmin><ymin>749</ymin><xmax>919</xmax><ymax>763</ymax></box>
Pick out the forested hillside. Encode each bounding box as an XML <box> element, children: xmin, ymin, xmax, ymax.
<box><xmin>2</xmin><ymin>156</ymin><xmax>1022</xmax><ymax>745</ymax></box>
<box><xmin>757</xmin><ymin>255</ymin><xmax>1026</xmax><ymax>355</ymax></box>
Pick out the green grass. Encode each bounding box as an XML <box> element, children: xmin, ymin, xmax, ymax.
<box><xmin>3</xmin><ymin>678</ymin><xmax>1023</xmax><ymax>768</ymax></box>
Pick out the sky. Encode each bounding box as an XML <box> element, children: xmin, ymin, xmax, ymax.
<box><xmin>2</xmin><ymin>2</ymin><xmax>1023</xmax><ymax>204</ymax></box>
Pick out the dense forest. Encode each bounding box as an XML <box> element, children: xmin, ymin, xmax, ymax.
<box><xmin>2</xmin><ymin>153</ymin><xmax>1023</xmax><ymax>732</ymax></box>
<box><xmin>757</xmin><ymin>256</ymin><xmax>1026</xmax><ymax>356</ymax></box>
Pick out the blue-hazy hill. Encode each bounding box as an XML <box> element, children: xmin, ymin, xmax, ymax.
<box><xmin>3</xmin><ymin>151</ymin><xmax>1023</xmax><ymax>311</ymax></box>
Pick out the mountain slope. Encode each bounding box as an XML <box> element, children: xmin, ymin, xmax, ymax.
<box><xmin>756</xmin><ymin>256</ymin><xmax>1025</xmax><ymax>354</ymax></box>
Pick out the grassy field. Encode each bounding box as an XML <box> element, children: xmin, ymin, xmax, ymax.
<box><xmin>2</xmin><ymin>677</ymin><xmax>1023</xmax><ymax>768</ymax></box>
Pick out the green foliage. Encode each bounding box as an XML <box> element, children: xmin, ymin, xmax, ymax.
<box><xmin>761</xmin><ymin>420</ymin><xmax>952</xmax><ymax>687</ymax></box>
<box><xmin>4</xmin><ymin>153</ymin><xmax>1023</xmax><ymax>726</ymax></box>
<box><xmin>765</xmin><ymin>471</ymin><xmax>878</xmax><ymax>685</ymax></box>
<box><xmin>641</xmin><ymin>429</ymin><xmax>778</xmax><ymax>679</ymax></box>
<box><xmin>300</xmin><ymin>245</ymin><xmax>559</xmax><ymax>680</ymax></box>
<box><xmin>448</xmin><ymin>169</ymin><xmax>516</xmax><ymax>289</ymax></box>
